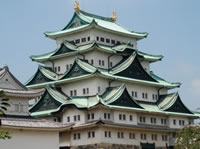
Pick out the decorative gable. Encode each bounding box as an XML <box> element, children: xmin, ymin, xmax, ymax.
<box><xmin>26</xmin><ymin>69</ymin><xmax>53</xmax><ymax>86</ymax></box>
<box><xmin>165</xmin><ymin>95</ymin><xmax>193</xmax><ymax>114</ymax></box>
<box><xmin>30</xmin><ymin>90</ymin><xmax>61</xmax><ymax>113</ymax></box>
<box><xmin>109</xmin><ymin>88</ymin><xmax>143</xmax><ymax>109</ymax></box>
<box><xmin>62</xmin><ymin>62</ymin><xmax>90</xmax><ymax>79</ymax></box>
<box><xmin>115</xmin><ymin>56</ymin><xmax>157</xmax><ymax>82</ymax></box>
<box><xmin>63</xmin><ymin>13</ymin><xmax>88</xmax><ymax>30</ymax></box>
<box><xmin>53</xmin><ymin>43</ymin><xmax>75</xmax><ymax>56</ymax></box>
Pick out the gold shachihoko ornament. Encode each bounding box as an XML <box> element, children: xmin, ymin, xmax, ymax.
<box><xmin>74</xmin><ymin>1</ymin><xmax>80</xmax><ymax>11</ymax></box>
<box><xmin>112</xmin><ymin>12</ymin><xmax>117</xmax><ymax>21</ymax></box>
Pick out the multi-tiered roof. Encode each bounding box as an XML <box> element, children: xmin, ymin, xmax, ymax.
<box><xmin>26</xmin><ymin>7</ymin><xmax>198</xmax><ymax>120</ymax></box>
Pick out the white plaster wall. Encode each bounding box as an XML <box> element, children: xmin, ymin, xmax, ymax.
<box><xmin>56</xmin><ymin>30</ymin><xmax>94</xmax><ymax>48</ymax></box>
<box><xmin>92</xmin><ymin>28</ymin><xmax>137</xmax><ymax>48</ymax></box>
<box><xmin>62</xmin><ymin>107</ymin><xmax>86</xmax><ymax>124</ymax></box>
<box><xmin>53</xmin><ymin>55</ymin><xmax>82</xmax><ymax>74</ymax></box>
<box><xmin>51</xmin><ymin>49</ymin><xmax>123</xmax><ymax>73</ymax></box>
<box><xmin>112</xmin><ymin>81</ymin><xmax>163</xmax><ymax>102</ymax></box>
<box><xmin>2</xmin><ymin>97</ymin><xmax>29</xmax><ymax>116</ymax></box>
<box><xmin>60</xmin><ymin>77</ymin><xmax>108</xmax><ymax>96</ymax></box>
<box><xmin>0</xmin><ymin>129</ymin><xmax>59</xmax><ymax>149</ymax></box>
<box><xmin>168</xmin><ymin>116</ymin><xmax>189</xmax><ymax>129</ymax></box>
<box><xmin>70</xmin><ymin>128</ymin><xmax>101</xmax><ymax>146</ymax></box>
<box><xmin>137</xmin><ymin>113</ymin><xmax>169</xmax><ymax>126</ymax></box>
<box><xmin>55</xmin><ymin>28</ymin><xmax>137</xmax><ymax>49</ymax></box>
<box><xmin>99</xmin><ymin>127</ymin><xmax>169</xmax><ymax>147</ymax></box>
<box><xmin>113</xmin><ymin>110</ymin><xmax>137</xmax><ymax>125</ymax></box>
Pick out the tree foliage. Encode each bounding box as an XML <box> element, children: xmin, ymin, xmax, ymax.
<box><xmin>175</xmin><ymin>125</ymin><xmax>200</xmax><ymax>149</ymax></box>
<box><xmin>0</xmin><ymin>90</ymin><xmax>11</xmax><ymax>140</ymax></box>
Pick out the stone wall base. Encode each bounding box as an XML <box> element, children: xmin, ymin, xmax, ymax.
<box><xmin>70</xmin><ymin>143</ymin><xmax>167</xmax><ymax>149</ymax></box>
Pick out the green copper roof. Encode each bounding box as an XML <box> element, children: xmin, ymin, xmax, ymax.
<box><xmin>30</xmin><ymin>41</ymin><xmax>163</xmax><ymax>63</ymax></box>
<box><xmin>45</xmin><ymin>10</ymin><xmax>148</xmax><ymax>40</ymax></box>
<box><xmin>26</xmin><ymin>56</ymin><xmax>180</xmax><ymax>89</ymax></box>
<box><xmin>30</xmin><ymin>84</ymin><xmax>197</xmax><ymax>118</ymax></box>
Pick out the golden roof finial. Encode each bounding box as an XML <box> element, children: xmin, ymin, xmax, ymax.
<box><xmin>112</xmin><ymin>12</ymin><xmax>117</xmax><ymax>21</ymax></box>
<box><xmin>74</xmin><ymin>1</ymin><xmax>80</xmax><ymax>11</ymax></box>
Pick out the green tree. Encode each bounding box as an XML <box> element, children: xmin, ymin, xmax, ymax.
<box><xmin>0</xmin><ymin>90</ymin><xmax>11</xmax><ymax>139</ymax></box>
<box><xmin>175</xmin><ymin>125</ymin><xmax>200</xmax><ymax>149</ymax></box>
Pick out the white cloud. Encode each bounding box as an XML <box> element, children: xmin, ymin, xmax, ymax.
<box><xmin>191</xmin><ymin>79</ymin><xmax>200</xmax><ymax>96</ymax></box>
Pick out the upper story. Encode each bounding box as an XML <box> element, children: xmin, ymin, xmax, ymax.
<box><xmin>0</xmin><ymin>66</ymin><xmax>44</xmax><ymax>116</ymax></box>
<box><xmin>29</xmin><ymin>85</ymin><xmax>198</xmax><ymax>129</ymax></box>
<box><xmin>44</xmin><ymin>10</ymin><xmax>148</xmax><ymax>49</ymax></box>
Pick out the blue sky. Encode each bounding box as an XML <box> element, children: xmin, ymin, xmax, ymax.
<box><xmin>0</xmin><ymin>0</ymin><xmax>200</xmax><ymax>110</ymax></box>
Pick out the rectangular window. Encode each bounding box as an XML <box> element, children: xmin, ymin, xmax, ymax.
<box><xmin>77</xmin><ymin>133</ymin><xmax>80</xmax><ymax>139</ymax></box>
<box><xmin>58</xmin><ymin>66</ymin><xmax>60</xmax><ymax>72</ymax></box>
<box><xmin>145</xmin><ymin>93</ymin><xmax>148</xmax><ymax>99</ymax></box>
<box><xmin>81</xmin><ymin>37</ymin><xmax>86</xmax><ymax>42</ymax></box>
<box><xmin>74</xmin><ymin>115</ymin><xmax>77</xmax><ymax>121</ymax></box>
<box><xmin>78</xmin><ymin>115</ymin><xmax>80</xmax><ymax>121</ymax></box>
<box><xmin>91</xmin><ymin>113</ymin><xmax>94</xmax><ymax>119</ymax></box>
<box><xmin>91</xmin><ymin>59</ymin><xmax>94</xmax><ymax>65</ymax></box>
<box><xmin>54</xmin><ymin>67</ymin><xmax>57</xmax><ymax>72</ymax></box>
<box><xmin>179</xmin><ymin>120</ymin><xmax>182</xmax><ymax>125</ymax></box>
<box><xmin>88</xmin><ymin>114</ymin><xmax>90</xmax><ymax>120</ymax></box>
<box><xmin>173</xmin><ymin>119</ymin><xmax>176</xmax><ymax>125</ymax></box>
<box><xmin>74</xmin><ymin>90</ymin><xmax>77</xmax><ymax>96</ymax></box>
<box><xmin>87</xmin><ymin>88</ymin><xmax>89</xmax><ymax>94</ymax></box>
<box><xmin>111</xmin><ymin>40</ymin><xmax>115</xmax><ymax>44</ymax></box>
<box><xmin>123</xmin><ymin>114</ymin><xmax>126</xmax><ymax>120</ymax></box>
<box><xmin>129</xmin><ymin>133</ymin><xmax>135</xmax><ymax>139</ymax></box>
<box><xmin>96</xmin><ymin>36</ymin><xmax>99</xmax><ymax>41</ymax></box>
<box><xmin>108</xmin><ymin>131</ymin><xmax>111</xmax><ymax>138</ymax></box>
<box><xmin>67</xmin><ymin>116</ymin><xmax>70</xmax><ymax>122</ymax></box>
<box><xmin>75</xmin><ymin>39</ymin><xmax>80</xmax><ymax>44</ymax></box>
<box><xmin>70</xmin><ymin>90</ymin><xmax>73</xmax><ymax>96</ymax></box>
<box><xmin>119</xmin><ymin>114</ymin><xmax>122</xmax><ymax>120</ymax></box>
<box><xmin>92</xmin><ymin>131</ymin><xmax>95</xmax><ymax>138</ymax></box>
<box><xmin>132</xmin><ymin>91</ymin><xmax>138</xmax><ymax>98</ymax></box>
<box><xmin>104</xmin><ymin>113</ymin><xmax>107</xmax><ymax>119</ymax></box>
<box><xmin>73</xmin><ymin>133</ymin><xmax>76</xmax><ymax>140</ymax></box>
<box><xmin>105</xmin><ymin>131</ymin><xmax>107</xmax><ymax>137</ymax></box>
<box><xmin>117</xmin><ymin>132</ymin><xmax>120</xmax><ymax>138</ymax></box>
<box><xmin>108</xmin><ymin>113</ymin><xmax>110</xmax><ymax>119</ymax></box>
<box><xmin>100</xmin><ymin>37</ymin><xmax>104</xmax><ymax>42</ymax></box>
<box><xmin>135</xmin><ymin>92</ymin><xmax>137</xmax><ymax>98</ymax></box>
<box><xmin>130</xmin><ymin>115</ymin><xmax>133</xmax><ymax>121</ymax></box>
<box><xmin>143</xmin><ymin>117</ymin><xmax>146</xmax><ymax>123</ymax></box>
<box><xmin>87</xmin><ymin>36</ymin><xmax>90</xmax><ymax>41</ymax></box>
<box><xmin>110</xmin><ymin>62</ymin><xmax>113</xmax><ymax>67</ymax></box>
<box><xmin>182</xmin><ymin>120</ymin><xmax>185</xmax><ymax>126</ymax></box>
<box><xmin>142</xmin><ymin>93</ymin><xmax>145</xmax><ymax>98</ymax></box>
<box><xmin>121</xmin><ymin>132</ymin><xmax>124</xmax><ymax>138</ymax></box>
<box><xmin>102</xmin><ymin>60</ymin><xmax>104</xmax><ymax>66</ymax></box>
<box><xmin>99</xmin><ymin>60</ymin><xmax>101</xmax><ymax>65</ymax></box>
<box><xmin>152</xmin><ymin>134</ymin><xmax>157</xmax><ymax>141</ymax></box>
<box><xmin>106</xmin><ymin>38</ymin><xmax>110</xmax><ymax>43</ymax></box>
<box><xmin>98</xmin><ymin>86</ymin><xmax>101</xmax><ymax>93</ymax></box>
<box><xmin>83</xmin><ymin>88</ymin><xmax>86</xmax><ymax>95</ymax></box>
<box><xmin>88</xmin><ymin>132</ymin><xmax>91</xmax><ymax>138</ymax></box>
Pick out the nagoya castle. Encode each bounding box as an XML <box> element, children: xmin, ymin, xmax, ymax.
<box><xmin>25</xmin><ymin>2</ymin><xmax>199</xmax><ymax>149</ymax></box>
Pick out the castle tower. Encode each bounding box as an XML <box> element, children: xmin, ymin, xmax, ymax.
<box><xmin>26</xmin><ymin>4</ymin><xmax>199</xmax><ymax>149</ymax></box>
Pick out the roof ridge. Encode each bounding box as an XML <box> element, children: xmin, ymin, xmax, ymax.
<box><xmin>79</xmin><ymin>10</ymin><xmax>114</xmax><ymax>22</ymax></box>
